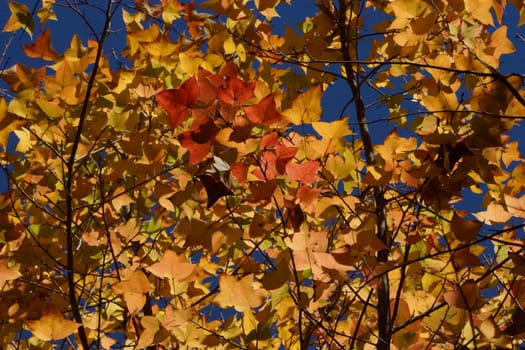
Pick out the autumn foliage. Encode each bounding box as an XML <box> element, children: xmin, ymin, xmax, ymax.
<box><xmin>1</xmin><ymin>0</ymin><xmax>525</xmax><ymax>349</ymax></box>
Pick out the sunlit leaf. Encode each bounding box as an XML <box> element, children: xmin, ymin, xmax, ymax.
<box><xmin>2</xmin><ymin>1</ymin><xmax>34</xmax><ymax>36</ymax></box>
<box><xmin>244</xmin><ymin>94</ymin><xmax>282</xmax><ymax>125</ymax></box>
<box><xmin>111</xmin><ymin>270</ymin><xmax>152</xmax><ymax>315</ymax></box>
<box><xmin>25</xmin><ymin>305</ymin><xmax>80</xmax><ymax>341</ymax></box>
<box><xmin>0</xmin><ymin>98</ymin><xmax>25</xmax><ymax>149</ymax></box>
<box><xmin>23</xmin><ymin>28</ymin><xmax>59</xmax><ymax>61</ymax></box>
<box><xmin>214</xmin><ymin>274</ymin><xmax>268</xmax><ymax>312</ymax></box>
<box><xmin>282</xmin><ymin>85</ymin><xmax>323</xmax><ymax>124</ymax></box>
<box><xmin>312</xmin><ymin>117</ymin><xmax>353</xmax><ymax>140</ymax></box>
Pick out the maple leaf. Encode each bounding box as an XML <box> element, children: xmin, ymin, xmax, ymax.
<box><xmin>0</xmin><ymin>98</ymin><xmax>25</xmax><ymax>149</ymax></box>
<box><xmin>179</xmin><ymin>117</ymin><xmax>219</xmax><ymax>165</ymax></box>
<box><xmin>450</xmin><ymin>211</ymin><xmax>482</xmax><ymax>241</ymax></box>
<box><xmin>214</xmin><ymin>274</ymin><xmax>268</xmax><ymax>312</ymax></box>
<box><xmin>244</xmin><ymin>94</ymin><xmax>282</xmax><ymax>125</ymax></box>
<box><xmin>111</xmin><ymin>270</ymin><xmax>152</xmax><ymax>315</ymax></box>
<box><xmin>25</xmin><ymin>304</ymin><xmax>80</xmax><ymax>341</ymax></box>
<box><xmin>197</xmin><ymin>172</ymin><xmax>233</xmax><ymax>208</ymax></box>
<box><xmin>23</xmin><ymin>28</ymin><xmax>59</xmax><ymax>61</ymax></box>
<box><xmin>312</xmin><ymin>117</ymin><xmax>353</xmax><ymax>140</ymax></box>
<box><xmin>2</xmin><ymin>1</ymin><xmax>35</xmax><ymax>36</ymax></box>
<box><xmin>206</xmin><ymin>62</ymin><xmax>256</xmax><ymax>104</ymax></box>
<box><xmin>443</xmin><ymin>280</ymin><xmax>486</xmax><ymax>310</ymax></box>
<box><xmin>282</xmin><ymin>85</ymin><xmax>323</xmax><ymax>124</ymax></box>
<box><xmin>156</xmin><ymin>76</ymin><xmax>200</xmax><ymax>128</ymax></box>
<box><xmin>286</xmin><ymin>160</ymin><xmax>320</xmax><ymax>184</ymax></box>
<box><xmin>147</xmin><ymin>250</ymin><xmax>198</xmax><ymax>280</ymax></box>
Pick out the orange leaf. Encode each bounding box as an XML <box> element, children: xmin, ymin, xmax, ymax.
<box><xmin>111</xmin><ymin>270</ymin><xmax>152</xmax><ymax>314</ymax></box>
<box><xmin>474</xmin><ymin>202</ymin><xmax>513</xmax><ymax>224</ymax></box>
<box><xmin>296</xmin><ymin>185</ymin><xmax>321</xmax><ymax>213</ymax></box>
<box><xmin>23</xmin><ymin>28</ymin><xmax>59</xmax><ymax>61</ymax></box>
<box><xmin>25</xmin><ymin>304</ymin><xmax>80</xmax><ymax>341</ymax></box>
<box><xmin>465</xmin><ymin>0</ymin><xmax>494</xmax><ymax>26</ymax></box>
<box><xmin>147</xmin><ymin>250</ymin><xmax>198</xmax><ymax>281</ymax></box>
<box><xmin>244</xmin><ymin>94</ymin><xmax>282</xmax><ymax>125</ymax></box>
<box><xmin>135</xmin><ymin>316</ymin><xmax>168</xmax><ymax>349</ymax></box>
<box><xmin>286</xmin><ymin>160</ymin><xmax>320</xmax><ymax>184</ymax></box>
<box><xmin>313</xmin><ymin>246</ymin><xmax>357</xmax><ymax>272</ymax></box>
<box><xmin>214</xmin><ymin>274</ymin><xmax>267</xmax><ymax>312</ymax></box>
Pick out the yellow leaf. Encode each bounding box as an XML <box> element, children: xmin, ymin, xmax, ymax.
<box><xmin>13</xmin><ymin>129</ymin><xmax>32</xmax><ymax>153</ymax></box>
<box><xmin>465</xmin><ymin>0</ymin><xmax>494</xmax><ymax>26</ymax></box>
<box><xmin>0</xmin><ymin>98</ymin><xmax>25</xmax><ymax>149</ymax></box>
<box><xmin>2</xmin><ymin>1</ymin><xmax>34</xmax><ymax>36</ymax></box>
<box><xmin>36</xmin><ymin>6</ymin><xmax>57</xmax><ymax>26</ymax></box>
<box><xmin>177</xmin><ymin>52</ymin><xmax>202</xmax><ymax>78</ymax></box>
<box><xmin>25</xmin><ymin>304</ymin><xmax>80</xmax><ymax>341</ymax></box>
<box><xmin>37</xmin><ymin>98</ymin><xmax>64</xmax><ymax>118</ymax></box>
<box><xmin>223</xmin><ymin>36</ymin><xmax>236</xmax><ymax>54</ymax></box>
<box><xmin>502</xmin><ymin>141</ymin><xmax>522</xmax><ymax>167</ymax></box>
<box><xmin>242</xmin><ymin>309</ymin><xmax>259</xmax><ymax>335</ymax></box>
<box><xmin>490</xmin><ymin>26</ymin><xmax>515</xmax><ymax>59</ymax></box>
<box><xmin>143</xmin><ymin>37</ymin><xmax>178</xmax><ymax>58</ymax></box>
<box><xmin>282</xmin><ymin>85</ymin><xmax>323</xmax><ymax>124</ymax></box>
<box><xmin>162</xmin><ymin>0</ymin><xmax>181</xmax><ymax>24</ymax></box>
<box><xmin>312</xmin><ymin>117</ymin><xmax>353</xmax><ymax>140</ymax></box>
<box><xmin>64</xmin><ymin>34</ymin><xmax>89</xmax><ymax>61</ymax></box>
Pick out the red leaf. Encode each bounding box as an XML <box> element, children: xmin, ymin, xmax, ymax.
<box><xmin>156</xmin><ymin>89</ymin><xmax>189</xmax><ymax>128</ymax></box>
<box><xmin>179</xmin><ymin>118</ymin><xmax>219</xmax><ymax>165</ymax></box>
<box><xmin>253</xmin><ymin>151</ymin><xmax>278</xmax><ymax>180</ymax></box>
<box><xmin>286</xmin><ymin>160</ymin><xmax>320</xmax><ymax>184</ymax></box>
<box><xmin>231</xmin><ymin>162</ymin><xmax>249</xmax><ymax>185</ymax></box>
<box><xmin>196</xmin><ymin>69</ymin><xmax>217</xmax><ymax>104</ymax></box>
<box><xmin>156</xmin><ymin>77</ymin><xmax>200</xmax><ymax>128</ymax></box>
<box><xmin>207</xmin><ymin>63</ymin><xmax>255</xmax><ymax>104</ymax></box>
<box><xmin>260</xmin><ymin>131</ymin><xmax>279</xmax><ymax>148</ymax></box>
<box><xmin>244</xmin><ymin>94</ymin><xmax>282</xmax><ymax>125</ymax></box>
<box><xmin>275</xmin><ymin>145</ymin><xmax>297</xmax><ymax>173</ymax></box>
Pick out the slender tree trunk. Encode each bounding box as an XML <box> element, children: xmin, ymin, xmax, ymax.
<box><xmin>338</xmin><ymin>0</ymin><xmax>392</xmax><ymax>348</ymax></box>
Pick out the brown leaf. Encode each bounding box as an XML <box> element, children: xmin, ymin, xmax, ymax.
<box><xmin>443</xmin><ymin>280</ymin><xmax>485</xmax><ymax>310</ymax></box>
<box><xmin>451</xmin><ymin>211</ymin><xmax>482</xmax><ymax>241</ymax></box>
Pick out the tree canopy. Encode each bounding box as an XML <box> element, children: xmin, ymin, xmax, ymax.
<box><xmin>1</xmin><ymin>0</ymin><xmax>525</xmax><ymax>349</ymax></box>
